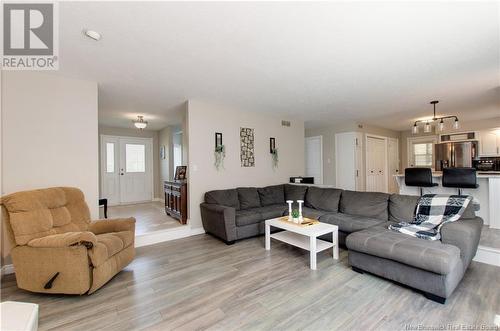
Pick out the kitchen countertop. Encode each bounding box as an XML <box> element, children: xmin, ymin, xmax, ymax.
<box><xmin>396</xmin><ymin>171</ymin><xmax>500</xmax><ymax>178</ymax></box>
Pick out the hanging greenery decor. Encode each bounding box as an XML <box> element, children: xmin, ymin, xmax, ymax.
<box><xmin>215</xmin><ymin>144</ymin><xmax>226</xmax><ymax>170</ymax></box>
<box><xmin>271</xmin><ymin>148</ymin><xmax>278</xmax><ymax>168</ymax></box>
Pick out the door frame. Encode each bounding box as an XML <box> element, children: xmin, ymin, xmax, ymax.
<box><xmin>100</xmin><ymin>134</ymin><xmax>154</xmax><ymax>206</ymax></box>
<box><xmin>305</xmin><ymin>136</ymin><xmax>323</xmax><ymax>185</ymax></box>
<box><xmin>387</xmin><ymin>137</ymin><xmax>400</xmax><ymax>193</ymax></box>
<box><xmin>365</xmin><ymin>133</ymin><xmax>388</xmax><ymax>193</ymax></box>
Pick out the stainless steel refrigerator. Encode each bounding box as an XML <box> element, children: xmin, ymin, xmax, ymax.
<box><xmin>434</xmin><ymin>141</ymin><xmax>478</xmax><ymax>170</ymax></box>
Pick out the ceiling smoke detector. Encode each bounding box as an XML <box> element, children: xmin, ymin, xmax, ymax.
<box><xmin>83</xmin><ymin>29</ymin><xmax>101</xmax><ymax>41</ymax></box>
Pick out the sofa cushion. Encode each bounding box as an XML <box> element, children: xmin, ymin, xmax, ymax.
<box><xmin>320</xmin><ymin>213</ymin><xmax>386</xmax><ymax>233</ymax></box>
<box><xmin>237</xmin><ymin>187</ymin><xmax>261</xmax><ymax>210</ymax></box>
<box><xmin>253</xmin><ymin>205</ymin><xmax>287</xmax><ymax>220</ymax></box>
<box><xmin>205</xmin><ymin>189</ymin><xmax>240</xmax><ymax>209</ymax></box>
<box><xmin>235</xmin><ymin>210</ymin><xmax>262</xmax><ymax>227</ymax></box>
<box><xmin>340</xmin><ymin>190</ymin><xmax>389</xmax><ymax>220</ymax></box>
<box><xmin>284</xmin><ymin>184</ymin><xmax>308</xmax><ymax>201</ymax></box>
<box><xmin>305</xmin><ymin>187</ymin><xmax>342</xmax><ymax>212</ymax></box>
<box><xmin>389</xmin><ymin>194</ymin><xmax>419</xmax><ymax>222</ymax></box>
<box><xmin>302</xmin><ymin>207</ymin><xmax>330</xmax><ymax>220</ymax></box>
<box><xmin>88</xmin><ymin>230</ymin><xmax>134</xmax><ymax>267</ymax></box>
<box><xmin>258</xmin><ymin>185</ymin><xmax>285</xmax><ymax>206</ymax></box>
<box><xmin>389</xmin><ymin>193</ymin><xmax>476</xmax><ymax>222</ymax></box>
<box><xmin>346</xmin><ymin>226</ymin><xmax>461</xmax><ymax>275</ymax></box>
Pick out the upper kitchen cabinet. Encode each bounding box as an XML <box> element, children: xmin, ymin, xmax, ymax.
<box><xmin>479</xmin><ymin>130</ymin><xmax>500</xmax><ymax>156</ymax></box>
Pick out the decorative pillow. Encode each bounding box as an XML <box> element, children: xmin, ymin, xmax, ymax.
<box><xmin>237</xmin><ymin>187</ymin><xmax>261</xmax><ymax>210</ymax></box>
<box><xmin>258</xmin><ymin>185</ymin><xmax>285</xmax><ymax>206</ymax></box>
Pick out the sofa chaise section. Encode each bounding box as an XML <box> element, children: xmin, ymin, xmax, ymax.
<box><xmin>346</xmin><ymin>193</ymin><xmax>483</xmax><ymax>303</ymax></box>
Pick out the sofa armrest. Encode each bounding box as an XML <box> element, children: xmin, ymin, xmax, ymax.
<box><xmin>441</xmin><ymin>216</ymin><xmax>483</xmax><ymax>269</ymax></box>
<box><xmin>88</xmin><ymin>217</ymin><xmax>136</xmax><ymax>235</ymax></box>
<box><xmin>27</xmin><ymin>231</ymin><xmax>98</xmax><ymax>248</ymax></box>
<box><xmin>200</xmin><ymin>203</ymin><xmax>236</xmax><ymax>243</ymax></box>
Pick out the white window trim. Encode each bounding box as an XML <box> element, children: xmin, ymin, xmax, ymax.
<box><xmin>407</xmin><ymin>136</ymin><xmax>438</xmax><ymax>169</ymax></box>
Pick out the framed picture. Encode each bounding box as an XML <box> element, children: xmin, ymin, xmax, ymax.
<box><xmin>215</xmin><ymin>132</ymin><xmax>223</xmax><ymax>148</ymax></box>
<box><xmin>240</xmin><ymin>127</ymin><xmax>255</xmax><ymax>167</ymax></box>
<box><xmin>270</xmin><ymin>137</ymin><xmax>276</xmax><ymax>153</ymax></box>
<box><xmin>174</xmin><ymin>165</ymin><xmax>187</xmax><ymax>180</ymax></box>
<box><xmin>160</xmin><ymin>146</ymin><xmax>166</xmax><ymax>159</ymax></box>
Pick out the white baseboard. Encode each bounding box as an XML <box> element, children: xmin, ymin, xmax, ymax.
<box><xmin>135</xmin><ymin>225</ymin><xmax>205</xmax><ymax>248</ymax></box>
<box><xmin>473</xmin><ymin>245</ymin><xmax>500</xmax><ymax>267</ymax></box>
<box><xmin>1</xmin><ymin>264</ymin><xmax>14</xmax><ymax>276</ymax></box>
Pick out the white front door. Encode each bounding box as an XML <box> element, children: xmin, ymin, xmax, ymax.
<box><xmin>101</xmin><ymin>136</ymin><xmax>153</xmax><ymax>205</ymax></box>
<box><xmin>388</xmin><ymin>138</ymin><xmax>399</xmax><ymax>194</ymax></box>
<box><xmin>366</xmin><ymin>136</ymin><xmax>388</xmax><ymax>193</ymax></box>
<box><xmin>305</xmin><ymin>136</ymin><xmax>323</xmax><ymax>185</ymax></box>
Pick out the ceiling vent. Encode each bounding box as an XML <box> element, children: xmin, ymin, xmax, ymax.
<box><xmin>281</xmin><ymin>120</ymin><xmax>291</xmax><ymax>127</ymax></box>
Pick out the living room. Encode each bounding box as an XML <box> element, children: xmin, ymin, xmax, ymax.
<box><xmin>1</xmin><ymin>1</ymin><xmax>499</xmax><ymax>330</ymax></box>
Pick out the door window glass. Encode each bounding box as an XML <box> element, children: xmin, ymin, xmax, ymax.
<box><xmin>106</xmin><ymin>143</ymin><xmax>115</xmax><ymax>173</ymax></box>
<box><xmin>126</xmin><ymin>144</ymin><xmax>146</xmax><ymax>172</ymax></box>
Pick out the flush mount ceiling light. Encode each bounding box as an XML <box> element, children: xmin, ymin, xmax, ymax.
<box><xmin>133</xmin><ymin>116</ymin><xmax>148</xmax><ymax>130</ymax></box>
<box><xmin>412</xmin><ymin>101</ymin><xmax>460</xmax><ymax>134</ymax></box>
<box><xmin>83</xmin><ymin>29</ymin><xmax>101</xmax><ymax>41</ymax></box>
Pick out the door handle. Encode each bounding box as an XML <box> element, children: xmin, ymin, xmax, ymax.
<box><xmin>120</xmin><ymin>173</ymin><xmax>124</xmax><ymax>175</ymax></box>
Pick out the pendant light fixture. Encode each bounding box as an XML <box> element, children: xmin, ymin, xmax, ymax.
<box><xmin>133</xmin><ymin>115</ymin><xmax>148</xmax><ymax>130</ymax></box>
<box><xmin>411</xmin><ymin>101</ymin><xmax>460</xmax><ymax>134</ymax></box>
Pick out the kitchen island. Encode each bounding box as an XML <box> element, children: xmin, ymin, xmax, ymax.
<box><xmin>395</xmin><ymin>172</ymin><xmax>500</xmax><ymax>229</ymax></box>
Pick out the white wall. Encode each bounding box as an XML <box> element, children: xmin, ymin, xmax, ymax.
<box><xmin>187</xmin><ymin>100</ymin><xmax>305</xmax><ymax>229</ymax></box>
<box><xmin>2</xmin><ymin>72</ymin><xmax>99</xmax><ymax>217</ymax></box>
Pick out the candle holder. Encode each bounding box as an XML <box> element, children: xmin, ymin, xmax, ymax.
<box><xmin>286</xmin><ymin>200</ymin><xmax>293</xmax><ymax>221</ymax></box>
<box><xmin>297</xmin><ymin>200</ymin><xmax>304</xmax><ymax>223</ymax></box>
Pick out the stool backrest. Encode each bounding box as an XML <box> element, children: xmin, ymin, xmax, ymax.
<box><xmin>405</xmin><ymin>167</ymin><xmax>434</xmax><ymax>187</ymax></box>
<box><xmin>442</xmin><ymin>167</ymin><xmax>478</xmax><ymax>188</ymax></box>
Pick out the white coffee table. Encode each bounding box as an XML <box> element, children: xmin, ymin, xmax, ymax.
<box><xmin>265</xmin><ymin>217</ymin><xmax>339</xmax><ymax>270</ymax></box>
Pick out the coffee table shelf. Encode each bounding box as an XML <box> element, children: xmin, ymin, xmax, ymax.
<box><xmin>270</xmin><ymin>231</ymin><xmax>334</xmax><ymax>252</ymax></box>
<box><xmin>265</xmin><ymin>218</ymin><xmax>339</xmax><ymax>270</ymax></box>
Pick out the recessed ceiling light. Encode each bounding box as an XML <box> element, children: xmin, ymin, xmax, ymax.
<box><xmin>83</xmin><ymin>29</ymin><xmax>101</xmax><ymax>41</ymax></box>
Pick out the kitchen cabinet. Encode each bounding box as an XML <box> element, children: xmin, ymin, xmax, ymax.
<box><xmin>479</xmin><ymin>130</ymin><xmax>500</xmax><ymax>156</ymax></box>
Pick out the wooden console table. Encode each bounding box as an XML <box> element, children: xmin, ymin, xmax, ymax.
<box><xmin>164</xmin><ymin>180</ymin><xmax>187</xmax><ymax>224</ymax></box>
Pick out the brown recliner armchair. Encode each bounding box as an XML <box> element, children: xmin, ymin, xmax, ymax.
<box><xmin>1</xmin><ymin>187</ymin><xmax>135</xmax><ymax>294</ymax></box>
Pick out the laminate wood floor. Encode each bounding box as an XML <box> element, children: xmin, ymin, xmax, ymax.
<box><xmin>1</xmin><ymin>234</ymin><xmax>499</xmax><ymax>331</ymax></box>
<box><xmin>107</xmin><ymin>201</ymin><xmax>181</xmax><ymax>235</ymax></box>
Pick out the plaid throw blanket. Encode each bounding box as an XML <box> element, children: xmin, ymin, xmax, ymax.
<box><xmin>389</xmin><ymin>194</ymin><xmax>472</xmax><ymax>241</ymax></box>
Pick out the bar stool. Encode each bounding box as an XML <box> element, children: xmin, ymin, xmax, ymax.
<box><xmin>405</xmin><ymin>168</ymin><xmax>438</xmax><ymax>196</ymax></box>
<box><xmin>442</xmin><ymin>167</ymin><xmax>479</xmax><ymax>195</ymax></box>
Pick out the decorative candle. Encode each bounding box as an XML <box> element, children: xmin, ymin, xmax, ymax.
<box><xmin>286</xmin><ymin>200</ymin><xmax>293</xmax><ymax>220</ymax></box>
<box><xmin>297</xmin><ymin>200</ymin><xmax>304</xmax><ymax>222</ymax></box>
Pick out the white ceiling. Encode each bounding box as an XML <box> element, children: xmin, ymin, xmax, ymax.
<box><xmin>57</xmin><ymin>1</ymin><xmax>499</xmax><ymax>131</ymax></box>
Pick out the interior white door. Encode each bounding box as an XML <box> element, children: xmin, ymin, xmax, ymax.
<box><xmin>366</xmin><ymin>136</ymin><xmax>387</xmax><ymax>193</ymax></box>
<box><xmin>305</xmin><ymin>136</ymin><xmax>323</xmax><ymax>185</ymax></box>
<box><xmin>101</xmin><ymin>136</ymin><xmax>120</xmax><ymax>205</ymax></box>
<box><xmin>388</xmin><ymin>138</ymin><xmax>399</xmax><ymax>194</ymax></box>
<box><xmin>119</xmin><ymin>138</ymin><xmax>153</xmax><ymax>203</ymax></box>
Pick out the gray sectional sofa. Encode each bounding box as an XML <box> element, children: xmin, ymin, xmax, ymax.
<box><xmin>200</xmin><ymin>184</ymin><xmax>483</xmax><ymax>304</ymax></box>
